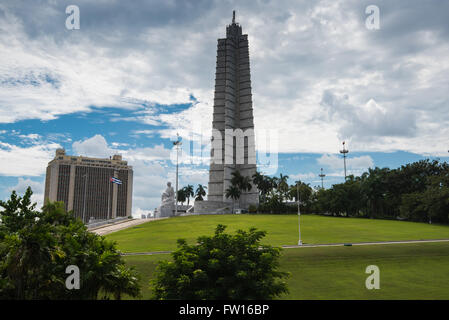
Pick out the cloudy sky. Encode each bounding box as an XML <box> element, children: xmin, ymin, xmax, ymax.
<box><xmin>1</xmin><ymin>0</ymin><xmax>449</xmax><ymax>215</ymax></box>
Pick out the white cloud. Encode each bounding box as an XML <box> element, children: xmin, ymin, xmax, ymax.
<box><xmin>320</xmin><ymin>92</ymin><xmax>417</xmax><ymax>141</ymax></box>
<box><xmin>72</xmin><ymin>135</ymin><xmax>115</xmax><ymax>158</ymax></box>
<box><xmin>18</xmin><ymin>133</ymin><xmax>41</xmax><ymax>141</ymax></box>
<box><xmin>122</xmin><ymin>145</ymin><xmax>172</xmax><ymax>162</ymax></box>
<box><xmin>9</xmin><ymin>177</ymin><xmax>43</xmax><ymax>194</ymax></box>
<box><xmin>157</xmin><ymin>100</ymin><xmax>213</xmax><ymax>145</ymax></box>
<box><xmin>131</xmin><ymin>129</ymin><xmax>155</xmax><ymax>138</ymax></box>
<box><xmin>8</xmin><ymin>177</ymin><xmax>45</xmax><ymax>208</ymax></box>
<box><xmin>111</xmin><ymin>142</ymin><xmax>130</xmax><ymax>148</ymax></box>
<box><xmin>290</xmin><ymin>172</ymin><xmax>316</xmax><ymax>181</ymax></box>
<box><xmin>0</xmin><ymin>7</ymin><xmax>192</xmax><ymax>124</ymax></box>
<box><xmin>0</xmin><ymin>141</ymin><xmax>60</xmax><ymax>176</ymax></box>
<box><xmin>71</xmin><ymin>134</ymin><xmax>172</xmax><ymax>161</ymax></box>
<box><xmin>317</xmin><ymin>153</ymin><xmax>374</xmax><ymax>176</ymax></box>
<box><xmin>1</xmin><ymin>0</ymin><xmax>449</xmax><ymax>158</ymax></box>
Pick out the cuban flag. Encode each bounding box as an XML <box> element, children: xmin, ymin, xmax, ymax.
<box><xmin>110</xmin><ymin>177</ymin><xmax>122</xmax><ymax>185</ymax></box>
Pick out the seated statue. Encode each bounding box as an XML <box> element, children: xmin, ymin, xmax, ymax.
<box><xmin>157</xmin><ymin>182</ymin><xmax>175</xmax><ymax>218</ymax></box>
<box><xmin>161</xmin><ymin>182</ymin><xmax>175</xmax><ymax>206</ymax></box>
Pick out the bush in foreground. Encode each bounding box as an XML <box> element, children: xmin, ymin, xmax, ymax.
<box><xmin>0</xmin><ymin>187</ymin><xmax>141</xmax><ymax>300</ymax></box>
<box><xmin>151</xmin><ymin>224</ymin><xmax>289</xmax><ymax>299</ymax></box>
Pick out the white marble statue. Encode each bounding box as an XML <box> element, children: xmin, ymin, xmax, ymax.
<box><xmin>161</xmin><ymin>182</ymin><xmax>175</xmax><ymax>206</ymax></box>
<box><xmin>156</xmin><ymin>182</ymin><xmax>175</xmax><ymax>218</ymax></box>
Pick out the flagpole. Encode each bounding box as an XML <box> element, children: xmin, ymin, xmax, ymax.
<box><xmin>173</xmin><ymin>133</ymin><xmax>182</xmax><ymax>217</ymax></box>
<box><xmin>297</xmin><ymin>180</ymin><xmax>303</xmax><ymax>246</ymax></box>
<box><xmin>175</xmin><ymin>144</ymin><xmax>178</xmax><ymax>216</ymax></box>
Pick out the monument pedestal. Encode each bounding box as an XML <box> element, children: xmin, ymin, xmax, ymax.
<box><xmin>193</xmin><ymin>200</ymin><xmax>232</xmax><ymax>214</ymax></box>
<box><xmin>156</xmin><ymin>204</ymin><xmax>174</xmax><ymax>218</ymax></box>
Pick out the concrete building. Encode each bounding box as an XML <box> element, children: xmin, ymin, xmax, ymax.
<box><xmin>44</xmin><ymin>148</ymin><xmax>133</xmax><ymax>223</ymax></box>
<box><xmin>198</xmin><ymin>11</ymin><xmax>259</xmax><ymax>213</ymax></box>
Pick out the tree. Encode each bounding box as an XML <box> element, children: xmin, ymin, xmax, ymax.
<box><xmin>262</xmin><ymin>191</ymin><xmax>284</xmax><ymax>214</ymax></box>
<box><xmin>252</xmin><ymin>171</ymin><xmax>264</xmax><ymax>190</ymax></box>
<box><xmin>361</xmin><ymin>167</ymin><xmax>390</xmax><ymax>218</ymax></box>
<box><xmin>313</xmin><ymin>187</ymin><xmax>332</xmax><ymax>214</ymax></box>
<box><xmin>277</xmin><ymin>174</ymin><xmax>289</xmax><ymax>201</ymax></box>
<box><xmin>270</xmin><ymin>176</ymin><xmax>279</xmax><ymax>190</ymax></box>
<box><xmin>289</xmin><ymin>181</ymin><xmax>313</xmax><ymax>213</ymax></box>
<box><xmin>151</xmin><ymin>224</ymin><xmax>289</xmax><ymax>300</ymax></box>
<box><xmin>252</xmin><ymin>172</ymin><xmax>273</xmax><ymax>203</ymax></box>
<box><xmin>400</xmin><ymin>173</ymin><xmax>449</xmax><ymax>224</ymax></box>
<box><xmin>231</xmin><ymin>170</ymin><xmax>252</xmax><ymax>192</ymax></box>
<box><xmin>240</xmin><ymin>176</ymin><xmax>253</xmax><ymax>193</ymax></box>
<box><xmin>225</xmin><ymin>185</ymin><xmax>241</xmax><ymax>213</ymax></box>
<box><xmin>195</xmin><ymin>184</ymin><xmax>207</xmax><ymax>201</ymax></box>
<box><xmin>184</xmin><ymin>185</ymin><xmax>194</xmax><ymax>206</ymax></box>
<box><xmin>0</xmin><ymin>187</ymin><xmax>141</xmax><ymax>300</ymax></box>
<box><xmin>177</xmin><ymin>188</ymin><xmax>187</xmax><ymax>205</ymax></box>
<box><xmin>230</xmin><ymin>170</ymin><xmax>252</xmax><ymax>208</ymax></box>
<box><xmin>399</xmin><ymin>192</ymin><xmax>427</xmax><ymax>222</ymax></box>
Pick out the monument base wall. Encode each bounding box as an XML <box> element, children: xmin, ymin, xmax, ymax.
<box><xmin>155</xmin><ymin>205</ymin><xmax>174</xmax><ymax>218</ymax></box>
<box><xmin>194</xmin><ymin>201</ymin><xmax>232</xmax><ymax>214</ymax></box>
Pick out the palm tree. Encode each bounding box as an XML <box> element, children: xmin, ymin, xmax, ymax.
<box><xmin>177</xmin><ymin>188</ymin><xmax>187</xmax><ymax>205</ymax></box>
<box><xmin>184</xmin><ymin>185</ymin><xmax>194</xmax><ymax>206</ymax></box>
<box><xmin>195</xmin><ymin>184</ymin><xmax>207</xmax><ymax>201</ymax></box>
<box><xmin>241</xmin><ymin>176</ymin><xmax>253</xmax><ymax>192</ymax></box>
<box><xmin>252</xmin><ymin>171</ymin><xmax>264</xmax><ymax>189</ymax></box>
<box><xmin>270</xmin><ymin>176</ymin><xmax>279</xmax><ymax>189</ymax></box>
<box><xmin>231</xmin><ymin>170</ymin><xmax>245</xmax><ymax>187</ymax></box>
<box><xmin>290</xmin><ymin>180</ymin><xmax>301</xmax><ymax>202</ymax></box>
<box><xmin>103</xmin><ymin>264</ymin><xmax>141</xmax><ymax>300</ymax></box>
<box><xmin>225</xmin><ymin>185</ymin><xmax>241</xmax><ymax>213</ymax></box>
<box><xmin>278</xmin><ymin>173</ymin><xmax>289</xmax><ymax>201</ymax></box>
<box><xmin>252</xmin><ymin>172</ymin><xmax>275</xmax><ymax>203</ymax></box>
<box><xmin>231</xmin><ymin>171</ymin><xmax>253</xmax><ymax>191</ymax></box>
<box><xmin>231</xmin><ymin>170</ymin><xmax>252</xmax><ymax>207</ymax></box>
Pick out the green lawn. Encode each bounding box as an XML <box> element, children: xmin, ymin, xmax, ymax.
<box><xmin>106</xmin><ymin>214</ymin><xmax>449</xmax><ymax>253</ymax></box>
<box><xmin>124</xmin><ymin>242</ymin><xmax>449</xmax><ymax>300</ymax></box>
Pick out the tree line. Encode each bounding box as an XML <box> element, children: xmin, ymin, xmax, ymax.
<box><xmin>250</xmin><ymin>159</ymin><xmax>449</xmax><ymax>224</ymax></box>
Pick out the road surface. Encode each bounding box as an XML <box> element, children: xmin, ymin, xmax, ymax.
<box><xmin>90</xmin><ymin>217</ymin><xmax>168</xmax><ymax>236</ymax></box>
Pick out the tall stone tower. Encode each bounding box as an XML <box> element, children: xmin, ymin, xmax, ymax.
<box><xmin>206</xmin><ymin>11</ymin><xmax>259</xmax><ymax>210</ymax></box>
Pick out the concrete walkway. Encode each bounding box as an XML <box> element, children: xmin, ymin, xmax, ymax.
<box><xmin>118</xmin><ymin>238</ymin><xmax>449</xmax><ymax>256</ymax></box>
<box><xmin>282</xmin><ymin>238</ymin><xmax>449</xmax><ymax>249</ymax></box>
<box><xmin>90</xmin><ymin>217</ymin><xmax>168</xmax><ymax>236</ymax></box>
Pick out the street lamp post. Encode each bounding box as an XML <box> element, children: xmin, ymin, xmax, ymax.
<box><xmin>173</xmin><ymin>133</ymin><xmax>182</xmax><ymax>216</ymax></box>
<box><xmin>297</xmin><ymin>180</ymin><xmax>303</xmax><ymax>246</ymax></box>
<box><xmin>340</xmin><ymin>141</ymin><xmax>349</xmax><ymax>180</ymax></box>
<box><xmin>319</xmin><ymin>168</ymin><xmax>326</xmax><ymax>189</ymax></box>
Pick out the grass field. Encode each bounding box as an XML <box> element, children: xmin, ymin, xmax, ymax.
<box><xmin>106</xmin><ymin>214</ymin><xmax>449</xmax><ymax>253</ymax></box>
<box><xmin>124</xmin><ymin>242</ymin><xmax>449</xmax><ymax>300</ymax></box>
